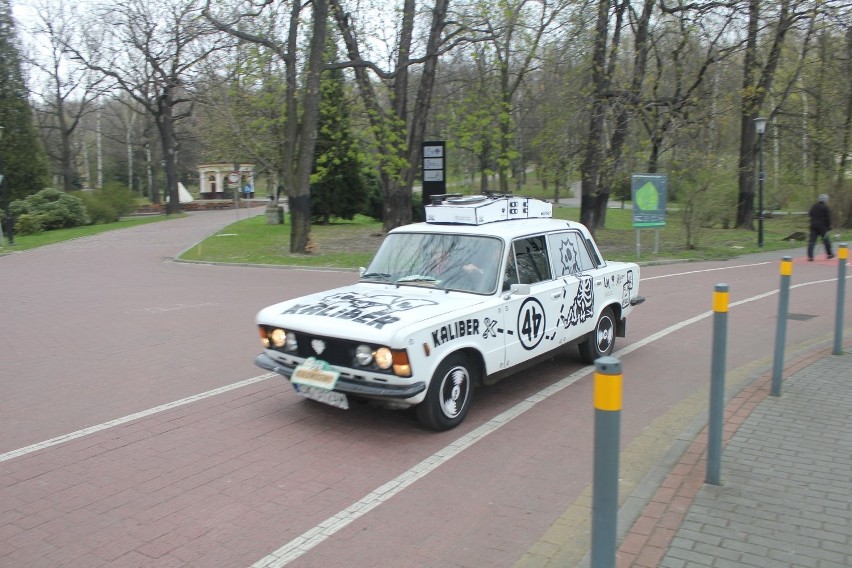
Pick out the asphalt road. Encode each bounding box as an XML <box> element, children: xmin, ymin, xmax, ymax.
<box><xmin>1</xmin><ymin>211</ymin><xmax>848</xmax><ymax>568</ymax></box>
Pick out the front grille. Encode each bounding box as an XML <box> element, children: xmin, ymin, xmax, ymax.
<box><xmin>293</xmin><ymin>333</ymin><xmax>355</xmax><ymax>367</ymax></box>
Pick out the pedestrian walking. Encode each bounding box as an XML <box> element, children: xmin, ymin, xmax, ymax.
<box><xmin>807</xmin><ymin>194</ymin><xmax>834</xmax><ymax>261</ymax></box>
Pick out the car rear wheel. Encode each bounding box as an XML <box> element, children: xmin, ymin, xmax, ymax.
<box><xmin>578</xmin><ymin>306</ymin><xmax>616</xmax><ymax>364</ymax></box>
<box><xmin>416</xmin><ymin>353</ymin><xmax>475</xmax><ymax>431</ymax></box>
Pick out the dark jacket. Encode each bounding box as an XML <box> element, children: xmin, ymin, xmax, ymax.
<box><xmin>808</xmin><ymin>201</ymin><xmax>831</xmax><ymax>234</ymax></box>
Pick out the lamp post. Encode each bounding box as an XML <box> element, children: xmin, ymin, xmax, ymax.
<box><xmin>0</xmin><ymin>124</ymin><xmax>12</xmax><ymax>247</ymax></box>
<box><xmin>160</xmin><ymin>159</ymin><xmax>167</xmax><ymax>204</ymax></box>
<box><xmin>754</xmin><ymin>117</ymin><xmax>767</xmax><ymax>248</ymax></box>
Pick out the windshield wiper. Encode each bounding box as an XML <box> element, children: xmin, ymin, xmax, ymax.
<box><xmin>395</xmin><ymin>275</ymin><xmax>439</xmax><ymax>287</ymax></box>
<box><xmin>360</xmin><ymin>272</ymin><xmax>392</xmax><ymax>281</ymax></box>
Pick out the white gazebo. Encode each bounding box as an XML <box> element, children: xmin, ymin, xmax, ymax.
<box><xmin>197</xmin><ymin>162</ymin><xmax>256</xmax><ymax>199</ymax></box>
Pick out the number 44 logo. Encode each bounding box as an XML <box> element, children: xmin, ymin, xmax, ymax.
<box><xmin>517</xmin><ymin>297</ymin><xmax>546</xmax><ymax>350</ymax></box>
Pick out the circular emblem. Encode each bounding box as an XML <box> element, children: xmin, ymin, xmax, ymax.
<box><xmin>517</xmin><ymin>297</ymin><xmax>546</xmax><ymax>350</ymax></box>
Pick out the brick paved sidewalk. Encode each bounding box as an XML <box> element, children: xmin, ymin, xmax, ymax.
<box><xmin>618</xmin><ymin>346</ymin><xmax>852</xmax><ymax>568</ymax></box>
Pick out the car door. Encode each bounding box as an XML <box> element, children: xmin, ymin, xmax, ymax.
<box><xmin>501</xmin><ymin>235</ymin><xmax>565</xmax><ymax>369</ymax></box>
<box><xmin>546</xmin><ymin>230</ymin><xmax>602</xmax><ymax>344</ymax></box>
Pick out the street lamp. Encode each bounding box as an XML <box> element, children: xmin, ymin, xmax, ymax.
<box><xmin>754</xmin><ymin>117</ymin><xmax>767</xmax><ymax>248</ymax></box>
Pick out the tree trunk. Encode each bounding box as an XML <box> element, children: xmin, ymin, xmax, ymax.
<box><xmin>579</xmin><ymin>0</ymin><xmax>610</xmax><ymax>233</ymax></box>
<box><xmin>597</xmin><ymin>0</ymin><xmax>651</xmax><ymax>229</ymax></box>
<box><xmin>837</xmin><ymin>27</ymin><xmax>852</xmax><ymax>228</ymax></box>
<box><xmin>289</xmin><ymin>0</ymin><xmax>327</xmax><ymax>252</ymax></box>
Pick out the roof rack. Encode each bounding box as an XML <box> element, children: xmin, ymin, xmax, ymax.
<box><xmin>424</xmin><ymin>194</ymin><xmax>553</xmax><ymax>225</ymax></box>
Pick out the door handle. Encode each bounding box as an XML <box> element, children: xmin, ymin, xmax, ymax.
<box><xmin>551</xmin><ymin>291</ymin><xmax>561</xmax><ymax>299</ymax></box>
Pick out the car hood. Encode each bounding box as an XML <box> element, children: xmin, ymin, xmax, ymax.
<box><xmin>255</xmin><ymin>282</ymin><xmax>492</xmax><ymax>343</ymax></box>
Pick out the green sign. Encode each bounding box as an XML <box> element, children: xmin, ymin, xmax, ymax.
<box><xmin>632</xmin><ymin>174</ymin><xmax>668</xmax><ymax>228</ymax></box>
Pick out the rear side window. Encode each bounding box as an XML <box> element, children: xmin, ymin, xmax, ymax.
<box><xmin>547</xmin><ymin>231</ymin><xmax>596</xmax><ymax>276</ymax></box>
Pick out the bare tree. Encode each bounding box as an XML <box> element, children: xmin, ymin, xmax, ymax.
<box><xmin>27</xmin><ymin>0</ymin><xmax>109</xmax><ymax>192</ymax></box>
<box><xmin>69</xmin><ymin>0</ymin><xmax>230</xmax><ymax>213</ymax></box>
<box><xmin>203</xmin><ymin>0</ymin><xmax>328</xmax><ymax>253</ymax></box>
<box><xmin>332</xmin><ymin>0</ymin><xmax>469</xmax><ymax>231</ymax></box>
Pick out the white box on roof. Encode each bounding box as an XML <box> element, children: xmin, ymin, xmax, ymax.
<box><xmin>425</xmin><ymin>195</ymin><xmax>553</xmax><ymax>225</ymax></box>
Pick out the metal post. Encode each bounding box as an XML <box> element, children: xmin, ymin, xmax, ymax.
<box><xmin>755</xmin><ymin>118</ymin><xmax>766</xmax><ymax>248</ymax></box>
<box><xmin>771</xmin><ymin>257</ymin><xmax>792</xmax><ymax>396</ymax></box>
<box><xmin>706</xmin><ymin>283</ymin><xmax>729</xmax><ymax>486</ymax></box>
<box><xmin>0</xmin><ymin>124</ymin><xmax>12</xmax><ymax>246</ymax></box>
<box><xmin>591</xmin><ymin>356</ymin><xmax>622</xmax><ymax>568</ymax></box>
<box><xmin>834</xmin><ymin>244</ymin><xmax>848</xmax><ymax>355</ymax></box>
<box><xmin>635</xmin><ymin>229</ymin><xmax>640</xmax><ymax>259</ymax></box>
<box><xmin>233</xmin><ymin>162</ymin><xmax>241</xmax><ymax>222</ymax></box>
<box><xmin>757</xmin><ymin>138</ymin><xmax>764</xmax><ymax>248</ymax></box>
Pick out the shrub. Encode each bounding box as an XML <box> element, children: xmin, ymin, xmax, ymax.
<box><xmin>75</xmin><ymin>183</ymin><xmax>140</xmax><ymax>224</ymax></box>
<box><xmin>9</xmin><ymin>188</ymin><xmax>90</xmax><ymax>230</ymax></box>
<box><xmin>14</xmin><ymin>213</ymin><xmax>46</xmax><ymax>235</ymax></box>
<box><xmin>76</xmin><ymin>192</ymin><xmax>118</xmax><ymax>224</ymax></box>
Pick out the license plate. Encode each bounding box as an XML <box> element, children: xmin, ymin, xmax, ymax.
<box><xmin>293</xmin><ymin>384</ymin><xmax>349</xmax><ymax>410</ymax></box>
<box><xmin>292</xmin><ymin>357</ymin><xmax>340</xmax><ymax>389</ymax></box>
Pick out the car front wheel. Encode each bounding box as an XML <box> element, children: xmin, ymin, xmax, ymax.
<box><xmin>578</xmin><ymin>306</ymin><xmax>616</xmax><ymax>364</ymax></box>
<box><xmin>416</xmin><ymin>353</ymin><xmax>475</xmax><ymax>431</ymax></box>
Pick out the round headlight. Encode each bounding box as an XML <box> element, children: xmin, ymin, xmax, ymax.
<box><xmin>270</xmin><ymin>328</ymin><xmax>286</xmax><ymax>348</ymax></box>
<box><xmin>374</xmin><ymin>347</ymin><xmax>393</xmax><ymax>370</ymax></box>
<box><xmin>355</xmin><ymin>345</ymin><xmax>373</xmax><ymax>366</ymax></box>
<box><xmin>284</xmin><ymin>332</ymin><xmax>298</xmax><ymax>352</ymax></box>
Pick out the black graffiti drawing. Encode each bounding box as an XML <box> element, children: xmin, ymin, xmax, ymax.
<box><xmin>562</xmin><ymin>275</ymin><xmax>594</xmax><ymax>328</ymax></box>
<box><xmin>282</xmin><ymin>292</ymin><xmax>439</xmax><ymax>329</ymax></box>
<box><xmin>557</xmin><ymin>237</ymin><xmax>581</xmax><ymax>275</ymax></box>
<box><xmin>483</xmin><ymin>318</ymin><xmax>499</xmax><ymax>339</ymax></box>
<box><xmin>517</xmin><ymin>297</ymin><xmax>546</xmax><ymax>350</ymax></box>
<box><xmin>622</xmin><ymin>270</ymin><xmax>635</xmax><ymax>308</ymax></box>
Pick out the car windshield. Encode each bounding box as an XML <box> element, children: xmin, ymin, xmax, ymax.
<box><xmin>362</xmin><ymin>233</ymin><xmax>503</xmax><ymax>294</ymax></box>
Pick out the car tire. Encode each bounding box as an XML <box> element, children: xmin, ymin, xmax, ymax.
<box><xmin>578</xmin><ymin>306</ymin><xmax>616</xmax><ymax>364</ymax></box>
<box><xmin>416</xmin><ymin>353</ymin><xmax>476</xmax><ymax>431</ymax></box>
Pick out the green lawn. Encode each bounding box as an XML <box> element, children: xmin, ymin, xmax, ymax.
<box><xmin>6</xmin><ymin>207</ymin><xmax>848</xmax><ymax>268</ymax></box>
<box><xmin>0</xmin><ymin>215</ymin><xmax>174</xmax><ymax>252</ymax></box>
<box><xmin>179</xmin><ymin>206</ymin><xmax>851</xmax><ymax>268</ymax></box>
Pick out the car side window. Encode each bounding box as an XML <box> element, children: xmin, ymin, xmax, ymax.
<box><xmin>512</xmin><ymin>236</ymin><xmax>552</xmax><ymax>284</ymax></box>
<box><xmin>547</xmin><ymin>231</ymin><xmax>596</xmax><ymax>276</ymax></box>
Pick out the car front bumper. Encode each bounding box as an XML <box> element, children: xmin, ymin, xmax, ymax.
<box><xmin>255</xmin><ymin>353</ymin><xmax>427</xmax><ymax>400</ymax></box>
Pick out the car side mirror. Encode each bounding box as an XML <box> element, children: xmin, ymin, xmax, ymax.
<box><xmin>503</xmin><ymin>283</ymin><xmax>531</xmax><ymax>299</ymax></box>
<box><xmin>359</xmin><ymin>267</ymin><xmax>366</xmax><ymax>277</ymax></box>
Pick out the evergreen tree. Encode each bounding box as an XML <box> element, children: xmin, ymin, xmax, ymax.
<box><xmin>310</xmin><ymin>64</ymin><xmax>366</xmax><ymax>224</ymax></box>
<box><xmin>0</xmin><ymin>0</ymin><xmax>49</xmax><ymax>202</ymax></box>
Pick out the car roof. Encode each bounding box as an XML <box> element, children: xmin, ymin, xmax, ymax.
<box><xmin>390</xmin><ymin>217</ymin><xmax>589</xmax><ymax>241</ymax></box>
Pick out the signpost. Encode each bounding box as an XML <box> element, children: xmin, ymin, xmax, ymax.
<box><xmin>421</xmin><ymin>141</ymin><xmax>446</xmax><ymax>205</ymax></box>
<box><xmin>632</xmin><ymin>174</ymin><xmax>668</xmax><ymax>258</ymax></box>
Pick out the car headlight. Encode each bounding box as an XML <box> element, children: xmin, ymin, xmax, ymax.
<box><xmin>355</xmin><ymin>344</ymin><xmax>373</xmax><ymax>366</ymax></box>
<box><xmin>263</xmin><ymin>327</ymin><xmax>298</xmax><ymax>352</ymax></box>
<box><xmin>270</xmin><ymin>328</ymin><xmax>287</xmax><ymax>348</ymax></box>
<box><xmin>375</xmin><ymin>347</ymin><xmax>393</xmax><ymax>370</ymax></box>
<box><xmin>284</xmin><ymin>332</ymin><xmax>298</xmax><ymax>352</ymax></box>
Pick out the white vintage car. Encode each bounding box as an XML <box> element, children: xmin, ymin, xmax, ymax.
<box><xmin>255</xmin><ymin>195</ymin><xmax>644</xmax><ymax>430</ymax></box>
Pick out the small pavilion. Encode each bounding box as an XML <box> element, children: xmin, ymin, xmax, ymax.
<box><xmin>197</xmin><ymin>163</ymin><xmax>256</xmax><ymax>199</ymax></box>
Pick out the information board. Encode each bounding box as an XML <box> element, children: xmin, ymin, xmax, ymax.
<box><xmin>421</xmin><ymin>141</ymin><xmax>446</xmax><ymax>205</ymax></box>
<box><xmin>632</xmin><ymin>174</ymin><xmax>668</xmax><ymax>228</ymax></box>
